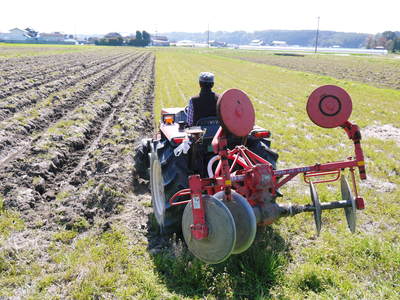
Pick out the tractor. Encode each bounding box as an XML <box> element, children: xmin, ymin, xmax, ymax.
<box><xmin>134</xmin><ymin>85</ymin><xmax>366</xmax><ymax>264</ymax></box>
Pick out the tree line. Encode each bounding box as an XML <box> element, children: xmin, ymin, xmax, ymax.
<box><xmin>366</xmin><ymin>31</ymin><xmax>400</xmax><ymax>52</ymax></box>
<box><xmin>166</xmin><ymin>30</ymin><xmax>370</xmax><ymax>48</ymax></box>
<box><xmin>165</xmin><ymin>30</ymin><xmax>400</xmax><ymax>50</ymax></box>
<box><xmin>95</xmin><ymin>30</ymin><xmax>151</xmax><ymax>47</ymax></box>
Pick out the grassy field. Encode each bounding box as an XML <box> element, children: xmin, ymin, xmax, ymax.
<box><xmin>154</xmin><ymin>48</ymin><xmax>400</xmax><ymax>299</ymax></box>
<box><xmin>1</xmin><ymin>45</ymin><xmax>399</xmax><ymax>299</ymax></box>
<box><xmin>211</xmin><ymin>49</ymin><xmax>400</xmax><ymax>90</ymax></box>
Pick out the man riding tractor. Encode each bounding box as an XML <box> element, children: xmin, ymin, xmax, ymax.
<box><xmin>134</xmin><ymin>72</ymin><xmax>278</xmax><ymax>234</ymax></box>
<box><xmin>187</xmin><ymin>72</ymin><xmax>219</xmax><ymax>127</ymax></box>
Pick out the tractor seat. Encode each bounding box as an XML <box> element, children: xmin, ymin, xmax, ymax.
<box><xmin>196</xmin><ymin>117</ymin><xmax>220</xmax><ymax>139</ymax></box>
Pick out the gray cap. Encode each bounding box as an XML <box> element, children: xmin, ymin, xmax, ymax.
<box><xmin>199</xmin><ymin>72</ymin><xmax>214</xmax><ymax>83</ymax></box>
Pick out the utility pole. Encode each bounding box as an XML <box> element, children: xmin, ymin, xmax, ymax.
<box><xmin>314</xmin><ymin>16</ymin><xmax>320</xmax><ymax>54</ymax></box>
<box><xmin>207</xmin><ymin>24</ymin><xmax>210</xmax><ymax>48</ymax></box>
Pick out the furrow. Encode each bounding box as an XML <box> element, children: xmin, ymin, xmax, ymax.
<box><xmin>0</xmin><ymin>50</ymin><xmax>112</xmax><ymax>80</ymax></box>
<box><xmin>0</xmin><ymin>52</ymin><xmax>147</xmax><ymax>166</ymax></box>
<box><xmin>0</xmin><ymin>53</ymin><xmax>153</xmax><ymax>223</ymax></box>
<box><xmin>0</xmin><ymin>52</ymin><xmax>133</xmax><ymax>108</ymax></box>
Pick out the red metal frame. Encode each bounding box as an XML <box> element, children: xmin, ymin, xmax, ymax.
<box><xmin>168</xmin><ymin>120</ymin><xmax>367</xmax><ymax>239</ymax></box>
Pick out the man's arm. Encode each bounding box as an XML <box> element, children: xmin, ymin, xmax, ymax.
<box><xmin>187</xmin><ymin>98</ymin><xmax>194</xmax><ymax>126</ymax></box>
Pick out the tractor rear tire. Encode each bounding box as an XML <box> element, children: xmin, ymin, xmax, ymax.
<box><xmin>248</xmin><ymin>138</ymin><xmax>279</xmax><ymax>169</ymax></box>
<box><xmin>150</xmin><ymin>141</ymin><xmax>188</xmax><ymax>235</ymax></box>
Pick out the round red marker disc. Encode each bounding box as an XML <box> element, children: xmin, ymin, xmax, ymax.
<box><xmin>307</xmin><ymin>85</ymin><xmax>352</xmax><ymax>128</ymax></box>
<box><xmin>217</xmin><ymin>89</ymin><xmax>255</xmax><ymax>137</ymax></box>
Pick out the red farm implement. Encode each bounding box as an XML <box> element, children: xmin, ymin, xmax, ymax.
<box><xmin>136</xmin><ymin>85</ymin><xmax>367</xmax><ymax>264</ymax></box>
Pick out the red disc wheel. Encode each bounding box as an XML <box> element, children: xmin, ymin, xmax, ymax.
<box><xmin>217</xmin><ymin>89</ymin><xmax>255</xmax><ymax>137</ymax></box>
<box><xmin>307</xmin><ymin>85</ymin><xmax>352</xmax><ymax>128</ymax></box>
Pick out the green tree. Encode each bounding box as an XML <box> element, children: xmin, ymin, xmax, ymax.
<box><xmin>136</xmin><ymin>31</ymin><xmax>143</xmax><ymax>41</ymax></box>
<box><xmin>142</xmin><ymin>30</ymin><xmax>151</xmax><ymax>46</ymax></box>
<box><xmin>382</xmin><ymin>31</ymin><xmax>397</xmax><ymax>41</ymax></box>
<box><xmin>393</xmin><ymin>38</ymin><xmax>400</xmax><ymax>52</ymax></box>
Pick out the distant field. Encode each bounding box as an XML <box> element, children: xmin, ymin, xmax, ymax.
<box><xmin>213</xmin><ymin>49</ymin><xmax>400</xmax><ymax>90</ymax></box>
<box><xmin>0</xmin><ymin>43</ymin><xmax>100</xmax><ymax>58</ymax></box>
<box><xmin>0</xmin><ymin>45</ymin><xmax>399</xmax><ymax>299</ymax></box>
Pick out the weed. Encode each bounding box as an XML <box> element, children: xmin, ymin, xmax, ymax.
<box><xmin>53</xmin><ymin>230</ymin><xmax>78</xmax><ymax>244</ymax></box>
<box><xmin>0</xmin><ymin>197</ymin><xmax>25</xmax><ymax>239</ymax></box>
<box><xmin>71</xmin><ymin>217</ymin><xmax>90</xmax><ymax>233</ymax></box>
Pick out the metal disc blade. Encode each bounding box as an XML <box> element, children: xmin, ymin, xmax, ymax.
<box><xmin>217</xmin><ymin>89</ymin><xmax>255</xmax><ymax>137</ymax></box>
<box><xmin>149</xmin><ymin>151</ymin><xmax>166</xmax><ymax>228</ymax></box>
<box><xmin>307</xmin><ymin>85</ymin><xmax>352</xmax><ymax>128</ymax></box>
<box><xmin>214</xmin><ymin>191</ymin><xmax>256</xmax><ymax>254</ymax></box>
<box><xmin>310</xmin><ymin>182</ymin><xmax>322</xmax><ymax>235</ymax></box>
<box><xmin>182</xmin><ymin>195</ymin><xmax>236</xmax><ymax>264</ymax></box>
<box><xmin>341</xmin><ymin>175</ymin><xmax>356</xmax><ymax>233</ymax></box>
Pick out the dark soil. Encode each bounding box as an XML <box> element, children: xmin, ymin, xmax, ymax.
<box><xmin>0</xmin><ymin>49</ymin><xmax>155</xmax><ymax>252</ymax></box>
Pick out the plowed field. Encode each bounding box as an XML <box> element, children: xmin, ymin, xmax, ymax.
<box><xmin>0</xmin><ymin>48</ymin><xmax>158</xmax><ymax>297</ymax></box>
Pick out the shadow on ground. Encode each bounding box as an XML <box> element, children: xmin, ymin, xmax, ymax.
<box><xmin>147</xmin><ymin>224</ymin><xmax>290</xmax><ymax>299</ymax></box>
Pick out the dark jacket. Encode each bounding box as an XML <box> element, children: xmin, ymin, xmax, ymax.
<box><xmin>190</xmin><ymin>89</ymin><xmax>219</xmax><ymax>125</ymax></box>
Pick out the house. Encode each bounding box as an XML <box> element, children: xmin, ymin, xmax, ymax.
<box><xmin>176</xmin><ymin>40</ymin><xmax>194</xmax><ymax>47</ymax></box>
<box><xmin>271</xmin><ymin>41</ymin><xmax>288</xmax><ymax>46</ymax></box>
<box><xmin>209</xmin><ymin>40</ymin><xmax>227</xmax><ymax>48</ymax></box>
<box><xmin>249</xmin><ymin>39</ymin><xmax>264</xmax><ymax>46</ymax></box>
<box><xmin>38</xmin><ymin>32</ymin><xmax>67</xmax><ymax>42</ymax></box>
<box><xmin>151</xmin><ymin>35</ymin><xmax>170</xmax><ymax>46</ymax></box>
<box><xmin>0</xmin><ymin>28</ymin><xmax>31</xmax><ymax>41</ymax></box>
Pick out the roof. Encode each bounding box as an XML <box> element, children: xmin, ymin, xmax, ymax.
<box><xmin>9</xmin><ymin>28</ymin><xmax>28</xmax><ymax>33</ymax></box>
<box><xmin>104</xmin><ymin>32</ymin><xmax>122</xmax><ymax>39</ymax></box>
<box><xmin>40</xmin><ymin>32</ymin><xmax>66</xmax><ymax>37</ymax></box>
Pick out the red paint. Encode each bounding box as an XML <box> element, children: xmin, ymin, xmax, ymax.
<box><xmin>217</xmin><ymin>89</ymin><xmax>255</xmax><ymax>137</ymax></box>
<box><xmin>307</xmin><ymin>85</ymin><xmax>352</xmax><ymax>128</ymax></box>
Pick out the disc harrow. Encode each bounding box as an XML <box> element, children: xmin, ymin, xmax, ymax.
<box><xmin>160</xmin><ymin>85</ymin><xmax>367</xmax><ymax>264</ymax></box>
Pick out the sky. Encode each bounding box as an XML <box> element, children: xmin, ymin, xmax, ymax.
<box><xmin>0</xmin><ymin>0</ymin><xmax>399</xmax><ymax>35</ymax></box>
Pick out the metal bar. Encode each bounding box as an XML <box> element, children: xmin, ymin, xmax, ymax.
<box><xmin>320</xmin><ymin>200</ymin><xmax>352</xmax><ymax>210</ymax></box>
<box><xmin>275</xmin><ymin>173</ymin><xmax>298</xmax><ymax>189</ymax></box>
<box><xmin>243</xmin><ymin>147</ymin><xmax>271</xmax><ymax>165</ymax></box>
<box><xmin>229</xmin><ymin>151</ymin><xmax>240</xmax><ymax>173</ymax></box>
<box><xmin>169</xmin><ymin>189</ymin><xmax>191</xmax><ymax>206</ymax></box>
<box><xmin>349</xmin><ymin>167</ymin><xmax>359</xmax><ymax>198</ymax></box>
<box><xmin>304</xmin><ymin>169</ymin><xmax>341</xmax><ymax>184</ymax></box>
<box><xmin>302</xmin><ymin>200</ymin><xmax>352</xmax><ymax>212</ymax></box>
<box><xmin>274</xmin><ymin>160</ymin><xmax>358</xmax><ymax>177</ymax></box>
<box><xmin>238</xmin><ymin>147</ymin><xmax>254</xmax><ymax>167</ymax></box>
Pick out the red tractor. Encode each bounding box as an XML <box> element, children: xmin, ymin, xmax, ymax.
<box><xmin>135</xmin><ymin>85</ymin><xmax>366</xmax><ymax>264</ymax></box>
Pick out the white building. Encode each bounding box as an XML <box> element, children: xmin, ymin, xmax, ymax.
<box><xmin>176</xmin><ymin>40</ymin><xmax>195</xmax><ymax>47</ymax></box>
<box><xmin>0</xmin><ymin>28</ymin><xmax>30</xmax><ymax>41</ymax></box>
<box><xmin>271</xmin><ymin>41</ymin><xmax>288</xmax><ymax>46</ymax></box>
<box><xmin>249</xmin><ymin>39</ymin><xmax>264</xmax><ymax>46</ymax></box>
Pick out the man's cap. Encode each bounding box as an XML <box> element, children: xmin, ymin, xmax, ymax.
<box><xmin>199</xmin><ymin>72</ymin><xmax>214</xmax><ymax>83</ymax></box>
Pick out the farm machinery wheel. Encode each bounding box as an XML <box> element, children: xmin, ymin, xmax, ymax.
<box><xmin>214</xmin><ymin>191</ymin><xmax>256</xmax><ymax>254</ymax></box>
<box><xmin>310</xmin><ymin>182</ymin><xmax>322</xmax><ymax>236</ymax></box>
<box><xmin>341</xmin><ymin>175</ymin><xmax>356</xmax><ymax>233</ymax></box>
<box><xmin>149</xmin><ymin>150</ymin><xmax>166</xmax><ymax>228</ymax></box>
<box><xmin>149</xmin><ymin>142</ymin><xmax>187</xmax><ymax>234</ymax></box>
<box><xmin>182</xmin><ymin>195</ymin><xmax>236</xmax><ymax>264</ymax></box>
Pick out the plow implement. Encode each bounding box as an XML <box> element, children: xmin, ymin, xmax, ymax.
<box><xmin>143</xmin><ymin>85</ymin><xmax>367</xmax><ymax>264</ymax></box>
